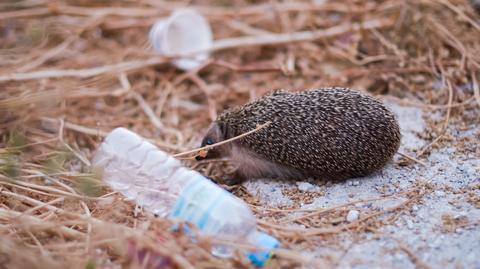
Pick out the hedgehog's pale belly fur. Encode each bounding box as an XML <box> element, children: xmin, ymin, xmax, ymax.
<box><xmin>229</xmin><ymin>146</ymin><xmax>305</xmax><ymax>181</ymax></box>
<box><xmin>211</xmin><ymin>87</ymin><xmax>401</xmax><ymax>183</ymax></box>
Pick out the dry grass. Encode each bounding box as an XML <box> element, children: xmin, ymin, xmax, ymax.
<box><xmin>1</xmin><ymin>0</ymin><xmax>479</xmax><ymax>268</ymax></box>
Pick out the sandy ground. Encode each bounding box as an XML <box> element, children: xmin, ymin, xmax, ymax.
<box><xmin>243</xmin><ymin>103</ymin><xmax>480</xmax><ymax>269</ymax></box>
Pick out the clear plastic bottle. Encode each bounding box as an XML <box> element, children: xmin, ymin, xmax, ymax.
<box><xmin>92</xmin><ymin>128</ymin><xmax>278</xmax><ymax>267</ymax></box>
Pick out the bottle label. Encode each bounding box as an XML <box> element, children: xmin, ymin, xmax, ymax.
<box><xmin>169</xmin><ymin>175</ymin><xmax>278</xmax><ymax>267</ymax></box>
<box><xmin>169</xmin><ymin>174</ymin><xmax>229</xmax><ymax>233</ymax></box>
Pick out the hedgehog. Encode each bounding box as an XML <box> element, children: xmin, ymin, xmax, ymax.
<box><xmin>196</xmin><ymin>87</ymin><xmax>401</xmax><ymax>185</ymax></box>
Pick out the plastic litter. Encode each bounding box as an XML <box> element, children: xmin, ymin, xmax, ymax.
<box><xmin>149</xmin><ymin>9</ymin><xmax>213</xmax><ymax>70</ymax></box>
<box><xmin>92</xmin><ymin>127</ymin><xmax>278</xmax><ymax>267</ymax></box>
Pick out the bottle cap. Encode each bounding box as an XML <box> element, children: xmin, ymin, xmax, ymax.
<box><xmin>247</xmin><ymin>231</ymin><xmax>279</xmax><ymax>267</ymax></box>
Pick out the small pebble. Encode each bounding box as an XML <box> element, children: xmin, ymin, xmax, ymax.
<box><xmin>406</xmin><ymin>219</ymin><xmax>414</xmax><ymax>230</ymax></box>
<box><xmin>435</xmin><ymin>190</ymin><xmax>446</xmax><ymax>197</ymax></box>
<box><xmin>346</xmin><ymin>210</ymin><xmax>360</xmax><ymax>222</ymax></box>
<box><xmin>296</xmin><ymin>181</ymin><xmax>316</xmax><ymax>192</ymax></box>
<box><xmin>460</xmin><ymin>164</ymin><xmax>476</xmax><ymax>177</ymax></box>
<box><xmin>352</xmin><ymin>180</ymin><xmax>360</xmax><ymax>186</ymax></box>
<box><xmin>454</xmin><ymin>212</ymin><xmax>467</xmax><ymax>219</ymax></box>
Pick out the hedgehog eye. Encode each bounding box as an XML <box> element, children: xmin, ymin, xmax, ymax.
<box><xmin>206</xmin><ymin>138</ymin><xmax>214</xmax><ymax>145</ymax></box>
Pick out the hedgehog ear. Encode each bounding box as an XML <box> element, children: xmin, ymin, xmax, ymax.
<box><xmin>217</xmin><ymin>121</ymin><xmax>230</xmax><ymax>139</ymax></box>
<box><xmin>268</xmin><ymin>89</ymin><xmax>289</xmax><ymax>96</ymax></box>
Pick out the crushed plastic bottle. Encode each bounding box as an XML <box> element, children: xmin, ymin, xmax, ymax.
<box><xmin>92</xmin><ymin>128</ymin><xmax>279</xmax><ymax>267</ymax></box>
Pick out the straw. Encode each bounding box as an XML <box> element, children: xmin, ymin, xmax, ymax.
<box><xmin>1</xmin><ymin>0</ymin><xmax>479</xmax><ymax>268</ymax></box>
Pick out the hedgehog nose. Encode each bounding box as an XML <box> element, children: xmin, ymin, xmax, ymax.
<box><xmin>195</xmin><ymin>155</ymin><xmax>205</xmax><ymax>161</ymax></box>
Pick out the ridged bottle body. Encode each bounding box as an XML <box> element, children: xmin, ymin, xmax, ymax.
<box><xmin>92</xmin><ymin>128</ymin><xmax>262</xmax><ymax>257</ymax></box>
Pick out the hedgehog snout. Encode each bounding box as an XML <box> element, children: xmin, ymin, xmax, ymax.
<box><xmin>196</xmin><ymin>136</ymin><xmax>221</xmax><ymax>161</ymax></box>
<box><xmin>195</xmin><ymin>146</ymin><xmax>222</xmax><ymax>161</ymax></box>
<box><xmin>196</xmin><ymin>121</ymin><xmax>229</xmax><ymax>161</ymax></box>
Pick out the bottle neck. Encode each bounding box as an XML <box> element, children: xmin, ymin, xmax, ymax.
<box><xmin>246</xmin><ymin>229</ymin><xmax>261</xmax><ymax>245</ymax></box>
<box><xmin>245</xmin><ymin>229</ymin><xmax>278</xmax><ymax>267</ymax></box>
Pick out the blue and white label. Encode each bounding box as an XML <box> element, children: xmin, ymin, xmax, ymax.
<box><xmin>170</xmin><ymin>175</ymin><xmax>229</xmax><ymax>233</ymax></box>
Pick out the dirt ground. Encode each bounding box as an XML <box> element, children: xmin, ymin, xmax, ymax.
<box><xmin>1</xmin><ymin>0</ymin><xmax>479</xmax><ymax>269</ymax></box>
<box><xmin>243</xmin><ymin>103</ymin><xmax>480</xmax><ymax>269</ymax></box>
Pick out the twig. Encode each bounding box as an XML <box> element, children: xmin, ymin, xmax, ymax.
<box><xmin>0</xmin><ymin>178</ymin><xmax>97</xmax><ymax>200</ymax></box>
<box><xmin>0</xmin><ymin>6</ymin><xmax>161</xmax><ymax>20</ymax></box>
<box><xmin>435</xmin><ymin>0</ymin><xmax>480</xmax><ymax>31</ymax></box>
<box><xmin>188</xmin><ymin>74</ymin><xmax>217</xmax><ymax>121</ymax></box>
<box><xmin>260</xmin><ymin>189</ymin><xmax>424</xmax><ymax>237</ymax></box>
<box><xmin>0</xmin><ymin>7</ymin><xmax>50</xmax><ymax>20</ymax></box>
<box><xmin>272</xmin><ymin>249</ymin><xmax>324</xmax><ymax>267</ymax></box>
<box><xmin>0</xmin><ymin>208</ymin><xmax>84</xmax><ymax>239</ymax></box>
<box><xmin>40</xmin><ymin>117</ymin><xmax>182</xmax><ymax>151</ymax></box>
<box><xmin>0</xmin><ymin>19</ymin><xmax>390</xmax><ymax>82</ymax></box>
<box><xmin>27</xmin><ymin>231</ymin><xmax>47</xmax><ymax>256</ymax></box>
<box><xmin>170</xmin><ymin>255</ymin><xmax>196</xmax><ymax>269</ymax></box>
<box><xmin>0</xmin><ymin>179</ymin><xmax>60</xmax><ymax>198</ymax></box>
<box><xmin>128</xmin><ymin>90</ymin><xmax>162</xmax><ymax>130</ymax></box>
<box><xmin>0</xmin><ymin>189</ymin><xmax>120</xmax><ymax>230</ymax></box>
<box><xmin>17</xmin><ymin>15</ymin><xmax>105</xmax><ymax>72</ymax></box>
<box><xmin>397</xmin><ymin>243</ymin><xmax>433</xmax><ymax>269</ymax></box>
<box><xmin>0</xmin><ymin>2</ymin><xmax>391</xmax><ymax>20</ymax></box>
<box><xmin>370</xmin><ymin>29</ymin><xmax>406</xmax><ymax>58</ymax></box>
<box><xmin>0</xmin><ymin>137</ymin><xmax>58</xmax><ymax>151</ymax></box>
<box><xmin>171</xmin><ymin>59</ymin><xmax>214</xmax><ymax>86</ymax></box>
<box><xmin>173</xmin><ymin>121</ymin><xmax>271</xmax><ymax>158</ymax></box>
<box><xmin>381</xmin><ymin>95</ymin><xmax>474</xmax><ymax>110</ymax></box>
<box><xmin>0</xmin><ymin>58</ymin><xmax>167</xmax><ymax>82</ymax></box>
<box><xmin>55</xmin><ymin>118</ymin><xmax>91</xmax><ymax>166</ymax></box>
<box><xmin>226</xmin><ymin>20</ymin><xmax>275</xmax><ymax>36</ymax></box>
<box><xmin>22</xmin><ymin>197</ymin><xmax>65</xmax><ymax>215</ymax></box>
<box><xmin>417</xmin><ymin>78</ymin><xmax>454</xmax><ymax>157</ymax></box>
<box><xmin>209</xmin><ymin>18</ymin><xmax>393</xmax><ymax>53</ymax></box>
<box><xmin>79</xmin><ymin>201</ymin><xmax>92</xmax><ymax>252</ymax></box>
<box><xmin>40</xmin><ymin>117</ymin><xmax>104</xmax><ymax>136</ymax></box>
<box><xmin>278</xmin><ymin>187</ymin><xmax>419</xmax><ymax>224</ymax></box>
<box><xmin>396</xmin><ymin>151</ymin><xmax>426</xmax><ymax>166</ymax></box>
<box><xmin>213</xmin><ymin>60</ymin><xmax>282</xmax><ymax>73</ymax></box>
<box><xmin>39</xmin><ymin>238</ymin><xmax>125</xmax><ymax>250</ymax></box>
<box><xmin>130</xmin><ymin>91</ymin><xmax>164</xmax><ymax>128</ymax></box>
<box><xmin>120</xmin><ymin>73</ymin><xmax>185</xmax><ymax>145</ymax></box>
<box><xmin>257</xmin><ymin>218</ymin><xmax>342</xmax><ymax>234</ymax></box>
<box><xmin>155</xmin><ymin>81</ymin><xmax>175</xmax><ymax>116</ymax></box>
<box><xmin>428</xmin><ymin>17</ymin><xmax>476</xmax><ymax>68</ymax></box>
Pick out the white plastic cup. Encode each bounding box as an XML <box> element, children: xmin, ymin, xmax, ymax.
<box><xmin>149</xmin><ymin>9</ymin><xmax>213</xmax><ymax>71</ymax></box>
